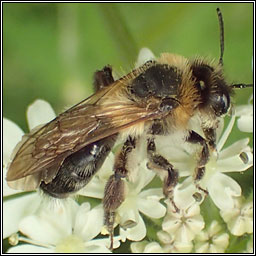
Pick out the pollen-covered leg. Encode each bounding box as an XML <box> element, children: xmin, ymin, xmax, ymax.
<box><xmin>147</xmin><ymin>137</ymin><xmax>179</xmax><ymax>212</ymax></box>
<box><xmin>103</xmin><ymin>174</ymin><xmax>125</xmax><ymax>250</ymax></box>
<box><xmin>103</xmin><ymin>136</ymin><xmax>136</xmax><ymax>250</ymax></box>
<box><xmin>186</xmin><ymin>130</ymin><xmax>211</xmax><ymax>195</ymax></box>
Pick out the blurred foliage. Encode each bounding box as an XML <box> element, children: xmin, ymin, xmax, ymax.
<box><xmin>4</xmin><ymin>3</ymin><xmax>253</xmax><ymax>132</ymax></box>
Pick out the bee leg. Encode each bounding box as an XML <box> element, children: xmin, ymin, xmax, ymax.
<box><xmin>93</xmin><ymin>65</ymin><xmax>114</xmax><ymax>91</ymax></box>
<box><xmin>103</xmin><ymin>136</ymin><xmax>136</xmax><ymax>250</ymax></box>
<box><xmin>186</xmin><ymin>130</ymin><xmax>213</xmax><ymax>195</ymax></box>
<box><xmin>147</xmin><ymin>137</ymin><xmax>179</xmax><ymax>212</ymax></box>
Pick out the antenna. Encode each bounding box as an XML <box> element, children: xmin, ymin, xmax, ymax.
<box><xmin>216</xmin><ymin>8</ymin><xmax>253</xmax><ymax>89</ymax></box>
<box><xmin>231</xmin><ymin>83</ymin><xmax>253</xmax><ymax>89</ymax></box>
<box><xmin>216</xmin><ymin>8</ymin><xmax>224</xmax><ymax>66</ymax></box>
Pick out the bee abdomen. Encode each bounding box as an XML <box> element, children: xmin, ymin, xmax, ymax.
<box><xmin>40</xmin><ymin>135</ymin><xmax>117</xmax><ymax>198</ymax></box>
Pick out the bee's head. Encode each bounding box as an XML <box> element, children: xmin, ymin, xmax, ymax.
<box><xmin>189</xmin><ymin>8</ymin><xmax>232</xmax><ymax>117</ymax></box>
<box><xmin>191</xmin><ymin>61</ymin><xmax>232</xmax><ymax>117</ymax></box>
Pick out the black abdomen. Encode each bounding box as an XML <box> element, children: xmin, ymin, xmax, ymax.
<box><xmin>40</xmin><ymin>135</ymin><xmax>117</xmax><ymax>198</ymax></box>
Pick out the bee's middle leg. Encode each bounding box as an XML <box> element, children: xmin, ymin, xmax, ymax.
<box><xmin>147</xmin><ymin>137</ymin><xmax>179</xmax><ymax>212</ymax></box>
<box><xmin>186</xmin><ymin>130</ymin><xmax>211</xmax><ymax>195</ymax></box>
<box><xmin>103</xmin><ymin>136</ymin><xmax>136</xmax><ymax>249</ymax></box>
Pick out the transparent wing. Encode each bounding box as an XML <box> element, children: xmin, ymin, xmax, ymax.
<box><xmin>6</xmin><ymin>79</ymin><xmax>162</xmax><ymax>185</ymax></box>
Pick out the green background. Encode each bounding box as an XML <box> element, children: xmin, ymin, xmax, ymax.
<box><xmin>4</xmin><ymin>3</ymin><xmax>253</xmax><ymax>132</ymax></box>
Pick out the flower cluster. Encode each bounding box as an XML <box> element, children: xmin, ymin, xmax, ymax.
<box><xmin>3</xmin><ymin>49</ymin><xmax>253</xmax><ymax>253</ymax></box>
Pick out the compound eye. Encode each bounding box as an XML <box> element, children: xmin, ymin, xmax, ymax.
<box><xmin>211</xmin><ymin>93</ymin><xmax>230</xmax><ymax>116</ymax></box>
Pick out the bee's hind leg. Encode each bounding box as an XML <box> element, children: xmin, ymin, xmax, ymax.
<box><xmin>103</xmin><ymin>136</ymin><xmax>136</xmax><ymax>250</ymax></box>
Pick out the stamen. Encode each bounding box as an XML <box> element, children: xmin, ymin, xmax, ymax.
<box><xmin>9</xmin><ymin>233</ymin><xmax>53</xmax><ymax>249</ymax></box>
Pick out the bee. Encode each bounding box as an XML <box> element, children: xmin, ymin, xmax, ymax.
<box><xmin>6</xmin><ymin>8</ymin><xmax>252</xmax><ymax>249</ymax></box>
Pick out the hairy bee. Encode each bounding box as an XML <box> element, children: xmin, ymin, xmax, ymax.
<box><xmin>6</xmin><ymin>8</ymin><xmax>252</xmax><ymax>248</ymax></box>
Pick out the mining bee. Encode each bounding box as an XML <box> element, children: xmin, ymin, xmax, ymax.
<box><xmin>6</xmin><ymin>8</ymin><xmax>252</xmax><ymax>249</ymax></box>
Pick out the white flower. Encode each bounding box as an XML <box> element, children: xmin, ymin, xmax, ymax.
<box><xmin>194</xmin><ymin>220</ymin><xmax>229</xmax><ymax>253</ymax></box>
<box><xmin>162</xmin><ymin>201</ymin><xmax>204</xmax><ymax>243</ymax></box>
<box><xmin>135</xmin><ymin>47</ymin><xmax>156</xmax><ymax>68</ymax></box>
<box><xmin>7</xmin><ymin>201</ymin><xmax>119</xmax><ymax>253</ymax></box>
<box><xmin>235</xmin><ymin>95</ymin><xmax>253</xmax><ymax>133</ymax></box>
<box><xmin>220</xmin><ymin>198</ymin><xmax>253</xmax><ymax>236</ymax></box>
<box><xmin>118</xmin><ymin>166</ymin><xmax>166</xmax><ymax>242</ymax></box>
<box><xmin>81</xmin><ymin>158</ymin><xmax>166</xmax><ymax>242</ymax></box>
<box><xmin>158</xmin><ymin>114</ymin><xmax>253</xmax><ymax>211</ymax></box>
<box><xmin>131</xmin><ymin>237</ymin><xmax>193</xmax><ymax>254</ymax></box>
<box><xmin>131</xmin><ymin>241</ymin><xmax>165</xmax><ymax>253</ymax></box>
<box><xmin>3</xmin><ymin>99</ymin><xmax>56</xmax><ymax>238</ymax></box>
<box><xmin>157</xmin><ymin>230</ymin><xmax>193</xmax><ymax>253</ymax></box>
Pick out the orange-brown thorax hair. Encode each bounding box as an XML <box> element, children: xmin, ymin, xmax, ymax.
<box><xmin>157</xmin><ymin>53</ymin><xmax>200</xmax><ymax>129</ymax></box>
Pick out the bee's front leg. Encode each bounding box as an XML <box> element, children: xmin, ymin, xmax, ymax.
<box><xmin>103</xmin><ymin>136</ymin><xmax>136</xmax><ymax>250</ymax></box>
<box><xmin>147</xmin><ymin>137</ymin><xmax>179</xmax><ymax>212</ymax></box>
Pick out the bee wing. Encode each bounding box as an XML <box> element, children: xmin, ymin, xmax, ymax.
<box><xmin>6</xmin><ymin>79</ymin><xmax>162</xmax><ymax>190</ymax></box>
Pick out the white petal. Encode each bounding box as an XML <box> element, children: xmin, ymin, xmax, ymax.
<box><xmin>97</xmin><ymin>152</ymin><xmax>115</xmax><ymax>180</ymax></box>
<box><xmin>130</xmin><ymin>241</ymin><xmax>147</xmax><ymax>253</ymax></box>
<box><xmin>86</xmin><ymin>236</ymin><xmax>120</xmax><ymax>251</ymax></box>
<box><xmin>172</xmin><ymin>240</ymin><xmax>193</xmax><ymax>253</ymax></box>
<box><xmin>135</xmin><ymin>48</ymin><xmax>155</xmax><ymax>68</ymax></box>
<box><xmin>174</xmin><ymin>177</ymin><xmax>197</xmax><ymax>210</ymax></box>
<box><xmin>186</xmin><ymin>215</ymin><xmax>205</xmax><ymax>232</ymax></box>
<box><xmin>174</xmin><ymin>222</ymin><xmax>199</xmax><ymax>242</ymax></box>
<box><xmin>133</xmin><ymin>165</ymin><xmax>155</xmax><ymax>193</ymax></box>
<box><xmin>207</xmin><ymin>173</ymin><xmax>241</xmax><ymax>210</ymax></box>
<box><xmin>144</xmin><ymin>242</ymin><xmax>164</xmax><ymax>253</ymax></box>
<box><xmin>216</xmin><ymin>118</ymin><xmax>225</xmax><ymax>142</ymax></box>
<box><xmin>79</xmin><ymin>179</ymin><xmax>104</xmax><ymax>199</ymax></box>
<box><xmin>185</xmin><ymin>203</ymin><xmax>202</xmax><ymax>217</ymax></box>
<box><xmin>196</xmin><ymin>230</ymin><xmax>208</xmax><ymax>242</ymax></box>
<box><xmin>227</xmin><ymin>215</ymin><xmax>253</xmax><ymax>236</ymax></box>
<box><xmin>208</xmin><ymin>220</ymin><xmax>221</xmax><ymax>236</ymax></box>
<box><xmin>162</xmin><ymin>216</ymin><xmax>182</xmax><ymax>235</ymax></box>
<box><xmin>217</xmin><ymin>114</ymin><xmax>235</xmax><ymax>152</ymax></box>
<box><xmin>75</xmin><ymin>203</ymin><xmax>104</xmax><ymax>241</ymax></box>
<box><xmin>26</xmin><ymin>99</ymin><xmax>55</xmax><ymax>130</ymax></box>
<box><xmin>157</xmin><ymin>230</ymin><xmax>172</xmax><ymax>244</ymax></box>
<box><xmin>212</xmin><ymin>233</ymin><xmax>229</xmax><ymax>249</ymax></box>
<box><xmin>237</xmin><ymin>115</ymin><xmax>253</xmax><ymax>132</ymax></box>
<box><xmin>3</xmin><ymin>118</ymin><xmax>24</xmax><ymax>163</ymax></box>
<box><xmin>7</xmin><ymin>244</ymin><xmax>54</xmax><ymax>253</ymax></box>
<box><xmin>19</xmin><ymin>199</ymin><xmax>78</xmax><ymax>245</ymax></box>
<box><xmin>195</xmin><ymin>242</ymin><xmax>210</xmax><ymax>253</ymax></box>
<box><xmin>139</xmin><ymin>188</ymin><xmax>164</xmax><ymax>200</ymax></box>
<box><xmin>83</xmin><ymin>244</ymin><xmax>111</xmax><ymax>253</ymax></box>
<box><xmin>217</xmin><ymin>154</ymin><xmax>252</xmax><ymax>173</ymax></box>
<box><xmin>137</xmin><ymin>195</ymin><xmax>166</xmax><ymax>219</ymax></box>
<box><xmin>119</xmin><ymin>207</ymin><xmax>137</xmax><ymax>226</ymax></box>
<box><xmin>3</xmin><ymin>165</ymin><xmax>23</xmax><ymax>196</ymax></box>
<box><xmin>3</xmin><ymin>193</ymin><xmax>41</xmax><ymax>238</ymax></box>
<box><xmin>219</xmin><ymin>138</ymin><xmax>250</xmax><ymax>159</ymax></box>
<box><xmin>235</xmin><ymin>104</ymin><xmax>253</xmax><ymax>116</ymax></box>
<box><xmin>209</xmin><ymin>244</ymin><xmax>225</xmax><ymax>253</ymax></box>
<box><xmin>120</xmin><ymin>213</ymin><xmax>146</xmax><ymax>241</ymax></box>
